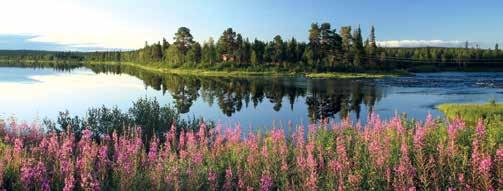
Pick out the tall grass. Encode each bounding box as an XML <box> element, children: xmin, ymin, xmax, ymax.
<box><xmin>0</xmin><ymin>113</ymin><xmax>501</xmax><ymax>190</ymax></box>
<box><xmin>437</xmin><ymin>103</ymin><xmax>503</xmax><ymax>124</ymax></box>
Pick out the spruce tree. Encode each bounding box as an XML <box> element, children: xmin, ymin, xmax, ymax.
<box><xmin>352</xmin><ymin>26</ymin><xmax>364</xmax><ymax>68</ymax></box>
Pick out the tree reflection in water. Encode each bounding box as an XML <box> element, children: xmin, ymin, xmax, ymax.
<box><xmin>88</xmin><ymin>64</ymin><xmax>384</xmax><ymax>123</ymax></box>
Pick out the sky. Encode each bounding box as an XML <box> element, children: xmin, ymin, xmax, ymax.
<box><xmin>0</xmin><ymin>0</ymin><xmax>502</xmax><ymax>51</ymax></box>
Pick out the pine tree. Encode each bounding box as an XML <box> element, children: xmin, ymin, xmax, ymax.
<box><xmin>252</xmin><ymin>39</ymin><xmax>266</xmax><ymax>65</ymax></box>
<box><xmin>173</xmin><ymin>27</ymin><xmax>194</xmax><ymax>56</ymax></box>
<box><xmin>202</xmin><ymin>38</ymin><xmax>217</xmax><ymax>65</ymax></box>
<box><xmin>367</xmin><ymin>26</ymin><xmax>378</xmax><ymax>67</ymax></box>
<box><xmin>217</xmin><ymin>28</ymin><xmax>238</xmax><ymax>61</ymax></box>
<box><xmin>189</xmin><ymin>42</ymin><xmax>202</xmax><ymax>64</ymax></box>
<box><xmin>308</xmin><ymin>23</ymin><xmax>321</xmax><ymax>65</ymax></box>
<box><xmin>287</xmin><ymin>38</ymin><xmax>298</xmax><ymax>63</ymax></box>
<box><xmin>250</xmin><ymin>50</ymin><xmax>258</xmax><ymax>65</ymax></box>
<box><xmin>151</xmin><ymin>42</ymin><xmax>163</xmax><ymax>61</ymax></box>
<box><xmin>369</xmin><ymin>26</ymin><xmax>377</xmax><ymax>51</ymax></box>
<box><xmin>272</xmin><ymin>35</ymin><xmax>285</xmax><ymax>64</ymax></box>
<box><xmin>319</xmin><ymin>23</ymin><xmax>333</xmax><ymax>67</ymax></box>
<box><xmin>236</xmin><ymin>34</ymin><xmax>244</xmax><ymax>63</ymax></box>
<box><xmin>165</xmin><ymin>44</ymin><xmax>182</xmax><ymax>66</ymax></box>
<box><xmin>352</xmin><ymin>26</ymin><xmax>364</xmax><ymax>68</ymax></box>
<box><xmin>340</xmin><ymin>26</ymin><xmax>352</xmax><ymax>67</ymax></box>
<box><xmin>162</xmin><ymin>38</ymin><xmax>170</xmax><ymax>50</ymax></box>
<box><xmin>242</xmin><ymin>38</ymin><xmax>252</xmax><ymax>64</ymax></box>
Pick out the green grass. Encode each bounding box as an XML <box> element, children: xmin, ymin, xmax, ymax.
<box><xmin>437</xmin><ymin>102</ymin><xmax>503</xmax><ymax>123</ymax></box>
<box><xmin>305</xmin><ymin>71</ymin><xmax>411</xmax><ymax>79</ymax></box>
<box><xmin>86</xmin><ymin>61</ymin><xmax>412</xmax><ymax>78</ymax></box>
<box><xmin>437</xmin><ymin>102</ymin><xmax>503</xmax><ymax>147</ymax></box>
<box><xmin>86</xmin><ymin>61</ymin><xmax>295</xmax><ymax>77</ymax></box>
<box><xmin>1</xmin><ymin>59</ymin><xmax>412</xmax><ymax>78</ymax></box>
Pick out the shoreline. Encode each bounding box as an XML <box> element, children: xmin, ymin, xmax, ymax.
<box><xmin>3</xmin><ymin>59</ymin><xmax>502</xmax><ymax>78</ymax></box>
<box><xmin>0</xmin><ymin>59</ymin><xmax>413</xmax><ymax>79</ymax></box>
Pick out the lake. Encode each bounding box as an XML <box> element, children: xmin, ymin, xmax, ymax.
<box><xmin>0</xmin><ymin>64</ymin><xmax>502</xmax><ymax>127</ymax></box>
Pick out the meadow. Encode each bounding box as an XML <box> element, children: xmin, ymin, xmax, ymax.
<box><xmin>0</xmin><ymin>112</ymin><xmax>501</xmax><ymax>190</ymax></box>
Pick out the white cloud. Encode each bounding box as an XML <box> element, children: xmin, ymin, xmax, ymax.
<box><xmin>377</xmin><ymin>40</ymin><xmax>469</xmax><ymax>48</ymax></box>
<box><xmin>0</xmin><ymin>0</ymin><xmax>161</xmax><ymax>49</ymax></box>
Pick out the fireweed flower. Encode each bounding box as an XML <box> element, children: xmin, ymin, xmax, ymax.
<box><xmin>0</xmin><ymin>116</ymin><xmax>500</xmax><ymax>190</ymax></box>
<box><xmin>336</xmin><ymin>137</ymin><xmax>349</xmax><ymax>169</ymax></box>
<box><xmin>147</xmin><ymin>136</ymin><xmax>159</xmax><ymax>166</ymax></box>
<box><xmin>235</xmin><ymin>166</ymin><xmax>248</xmax><ymax>190</ymax></box>
<box><xmin>59</xmin><ymin>131</ymin><xmax>75</xmax><ymax>191</ymax></box>
<box><xmin>260</xmin><ymin>172</ymin><xmax>273</xmax><ymax>191</ymax></box>
<box><xmin>390</xmin><ymin>116</ymin><xmax>405</xmax><ymax>134</ymax></box>
<box><xmin>97</xmin><ymin>144</ymin><xmax>109</xmax><ymax>181</ymax></box>
<box><xmin>479</xmin><ymin>157</ymin><xmax>492</xmax><ymax>175</ymax></box>
<box><xmin>0</xmin><ymin>158</ymin><xmax>4</xmax><ymax>188</ymax></box>
<box><xmin>36</xmin><ymin>161</ymin><xmax>50</xmax><ymax>191</ymax></box>
<box><xmin>394</xmin><ymin>139</ymin><xmax>416</xmax><ymax>190</ymax></box>
<box><xmin>20</xmin><ymin>158</ymin><xmax>35</xmax><ymax>189</ymax></box>
<box><xmin>208</xmin><ymin>170</ymin><xmax>218</xmax><ymax>189</ymax></box>
<box><xmin>477</xmin><ymin>155</ymin><xmax>494</xmax><ymax>190</ymax></box>
<box><xmin>47</xmin><ymin>133</ymin><xmax>60</xmax><ymax>157</ymax></box>
<box><xmin>413</xmin><ymin>123</ymin><xmax>426</xmax><ymax>150</ymax></box>
<box><xmin>497</xmin><ymin>148</ymin><xmax>503</xmax><ymax>163</ymax></box>
<box><xmin>261</xmin><ymin>143</ymin><xmax>269</xmax><ymax>159</ymax></box>
<box><xmin>13</xmin><ymin>138</ymin><xmax>23</xmax><ymax>157</ymax></box>
<box><xmin>424</xmin><ymin>113</ymin><xmax>435</xmax><ymax>128</ymax></box>
<box><xmin>77</xmin><ymin>129</ymin><xmax>100</xmax><ymax>190</ymax></box>
<box><xmin>475</xmin><ymin>119</ymin><xmax>486</xmax><ymax>138</ymax></box>
<box><xmin>496</xmin><ymin>148</ymin><xmax>503</xmax><ymax>185</ymax></box>
<box><xmin>224</xmin><ymin>166</ymin><xmax>234</xmax><ymax>190</ymax></box>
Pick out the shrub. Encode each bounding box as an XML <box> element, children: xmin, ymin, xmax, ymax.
<box><xmin>42</xmin><ymin>97</ymin><xmax>212</xmax><ymax>143</ymax></box>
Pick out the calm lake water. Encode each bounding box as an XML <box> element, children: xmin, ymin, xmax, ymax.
<box><xmin>0</xmin><ymin>64</ymin><xmax>502</xmax><ymax>127</ymax></box>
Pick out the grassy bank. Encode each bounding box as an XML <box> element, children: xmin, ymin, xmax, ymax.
<box><xmin>305</xmin><ymin>71</ymin><xmax>411</xmax><ymax>78</ymax></box>
<box><xmin>0</xmin><ymin>59</ymin><xmax>411</xmax><ymax>78</ymax></box>
<box><xmin>437</xmin><ymin>102</ymin><xmax>503</xmax><ymax>123</ymax></box>
<box><xmin>86</xmin><ymin>61</ymin><xmax>411</xmax><ymax>78</ymax></box>
<box><xmin>87</xmin><ymin>61</ymin><xmax>294</xmax><ymax>77</ymax></box>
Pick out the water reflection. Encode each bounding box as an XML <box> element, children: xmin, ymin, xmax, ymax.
<box><xmin>87</xmin><ymin>64</ymin><xmax>384</xmax><ymax>122</ymax></box>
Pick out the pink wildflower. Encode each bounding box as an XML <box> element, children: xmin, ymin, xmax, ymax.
<box><xmin>394</xmin><ymin>140</ymin><xmax>416</xmax><ymax>190</ymax></box>
<box><xmin>260</xmin><ymin>172</ymin><xmax>273</xmax><ymax>191</ymax></box>
<box><xmin>208</xmin><ymin>170</ymin><xmax>218</xmax><ymax>188</ymax></box>
<box><xmin>475</xmin><ymin>119</ymin><xmax>486</xmax><ymax>138</ymax></box>
<box><xmin>413</xmin><ymin>123</ymin><xmax>426</xmax><ymax>150</ymax></box>
<box><xmin>224</xmin><ymin>166</ymin><xmax>234</xmax><ymax>190</ymax></box>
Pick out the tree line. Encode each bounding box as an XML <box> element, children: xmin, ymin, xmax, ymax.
<box><xmin>85</xmin><ymin>23</ymin><xmax>503</xmax><ymax>72</ymax></box>
<box><xmin>0</xmin><ymin>50</ymin><xmax>85</xmax><ymax>61</ymax></box>
<box><xmin>380</xmin><ymin>46</ymin><xmax>502</xmax><ymax>71</ymax></box>
<box><xmin>87</xmin><ymin>23</ymin><xmax>381</xmax><ymax>72</ymax></box>
<box><xmin>2</xmin><ymin>23</ymin><xmax>502</xmax><ymax>72</ymax></box>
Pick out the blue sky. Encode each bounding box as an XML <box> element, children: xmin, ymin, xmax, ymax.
<box><xmin>0</xmin><ymin>0</ymin><xmax>502</xmax><ymax>50</ymax></box>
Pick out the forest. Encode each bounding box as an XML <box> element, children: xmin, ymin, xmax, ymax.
<box><xmin>1</xmin><ymin>23</ymin><xmax>502</xmax><ymax>72</ymax></box>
